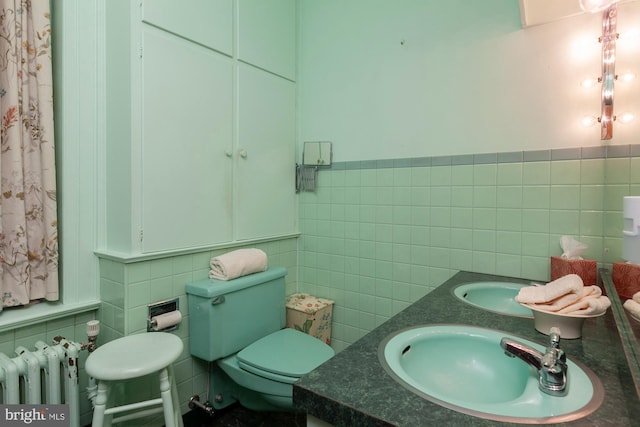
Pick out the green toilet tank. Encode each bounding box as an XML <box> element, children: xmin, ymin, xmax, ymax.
<box><xmin>186</xmin><ymin>267</ymin><xmax>287</xmax><ymax>362</ymax></box>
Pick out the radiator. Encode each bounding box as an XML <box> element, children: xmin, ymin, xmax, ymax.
<box><xmin>0</xmin><ymin>337</ymin><xmax>83</xmax><ymax>427</ymax></box>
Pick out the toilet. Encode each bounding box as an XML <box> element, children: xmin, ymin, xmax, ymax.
<box><xmin>186</xmin><ymin>267</ymin><xmax>335</xmax><ymax>411</ymax></box>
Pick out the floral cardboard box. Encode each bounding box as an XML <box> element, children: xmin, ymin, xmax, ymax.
<box><xmin>285</xmin><ymin>293</ymin><xmax>334</xmax><ymax>345</ymax></box>
<box><xmin>550</xmin><ymin>256</ymin><xmax>597</xmax><ymax>286</ymax></box>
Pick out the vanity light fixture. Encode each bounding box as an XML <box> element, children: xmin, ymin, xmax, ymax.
<box><xmin>579</xmin><ymin>1</ymin><xmax>621</xmax><ymax>140</ymax></box>
<box><xmin>598</xmin><ymin>3</ymin><xmax>618</xmax><ymax>139</ymax></box>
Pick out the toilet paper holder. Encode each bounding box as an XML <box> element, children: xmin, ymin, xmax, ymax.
<box><xmin>147</xmin><ymin>297</ymin><xmax>181</xmax><ymax>332</ymax></box>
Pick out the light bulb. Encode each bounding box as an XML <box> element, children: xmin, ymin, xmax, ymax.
<box><xmin>581</xmin><ymin>78</ymin><xmax>598</xmax><ymax>88</ymax></box>
<box><xmin>618</xmin><ymin>72</ymin><xmax>636</xmax><ymax>83</ymax></box>
<box><xmin>582</xmin><ymin>116</ymin><xmax>598</xmax><ymax>127</ymax></box>
<box><xmin>619</xmin><ymin>112</ymin><xmax>635</xmax><ymax>123</ymax></box>
<box><xmin>618</xmin><ymin>29</ymin><xmax>640</xmax><ymax>41</ymax></box>
<box><xmin>572</xmin><ymin>35</ymin><xmax>601</xmax><ymax>61</ymax></box>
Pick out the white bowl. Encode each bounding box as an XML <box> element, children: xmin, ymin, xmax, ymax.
<box><xmin>522</xmin><ymin>304</ymin><xmax>605</xmax><ymax>339</ymax></box>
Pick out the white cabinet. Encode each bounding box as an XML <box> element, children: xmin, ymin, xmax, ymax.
<box><xmin>140</xmin><ymin>28</ymin><xmax>234</xmax><ymax>252</ymax></box>
<box><xmin>238</xmin><ymin>0</ymin><xmax>296</xmax><ymax>80</ymax></box>
<box><xmin>108</xmin><ymin>0</ymin><xmax>297</xmax><ymax>254</ymax></box>
<box><xmin>142</xmin><ymin>0</ymin><xmax>234</xmax><ymax>55</ymax></box>
<box><xmin>236</xmin><ymin>64</ymin><xmax>296</xmax><ymax>240</ymax></box>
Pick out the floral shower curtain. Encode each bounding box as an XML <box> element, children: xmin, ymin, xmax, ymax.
<box><xmin>0</xmin><ymin>0</ymin><xmax>58</xmax><ymax>311</ymax></box>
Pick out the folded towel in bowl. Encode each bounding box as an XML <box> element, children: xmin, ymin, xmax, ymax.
<box><xmin>557</xmin><ymin>295</ymin><xmax>610</xmax><ymax>316</ymax></box>
<box><xmin>515</xmin><ymin>274</ymin><xmax>584</xmax><ymax>305</ymax></box>
<box><xmin>209</xmin><ymin>248</ymin><xmax>268</xmax><ymax>281</ymax></box>
<box><xmin>526</xmin><ymin>285</ymin><xmax>601</xmax><ymax>312</ymax></box>
<box><xmin>624</xmin><ymin>299</ymin><xmax>640</xmax><ymax>322</ymax></box>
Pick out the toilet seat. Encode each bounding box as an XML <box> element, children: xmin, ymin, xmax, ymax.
<box><xmin>236</xmin><ymin>328</ymin><xmax>334</xmax><ymax>382</ymax></box>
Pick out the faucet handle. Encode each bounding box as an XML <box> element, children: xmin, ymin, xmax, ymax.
<box><xmin>548</xmin><ymin>327</ymin><xmax>561</xmax><ymax>349</ymax></box>
<box><xmin>540</xmin><ymin>327</ymin><xmax>568</xmax><ymax>396</ymax></box>
<box><xmin>543</xmin><ymin>327</ymin><xmax>566</xmax><ymax>368</ymax></box>
<box><xmin>543</xmin><ymin>327</ymin><xmax>567</xmax><ymax>373</ymax></box>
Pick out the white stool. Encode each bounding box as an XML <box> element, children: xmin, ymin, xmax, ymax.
<box><xmin>85</xmin><ymin>332</ymin><xmax>184</xmax><ymax>427</ymax></box>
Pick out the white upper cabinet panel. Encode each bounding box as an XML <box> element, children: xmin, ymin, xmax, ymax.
<box><xmin>518</xmin><ymin>0</ymin><xmax>584</xmax><ymax>27</ymax></box>
<box><xmin>142</xmin><ymin>0</ymin><xmax>233</xmax><ymax>55</ymax></box>
<box><xmin>237</xmin><ymin>0</ymin><xmax>296</xmax><ymax>80</ymax></box>
<box><xmin>236</xmin><ymin>64</ymin><xmax>296</xmax><ymax>240</ymax></box>
<box><xmin>141</xmin><ymin>28</ymin><xmax>234</xmax><ymax>252</ymax></box>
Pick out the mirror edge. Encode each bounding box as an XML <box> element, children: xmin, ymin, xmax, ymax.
<box><xmin>600</xmin><ymin>268</ymin><xmax>640</xmax><ymax>398</ymax></box>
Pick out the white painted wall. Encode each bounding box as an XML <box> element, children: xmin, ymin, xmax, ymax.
<box><xmin>53</xmin><ymin>0</ymin><xmax>102</xmax><ymax>304</ymax></box>
<box><xmin>298</xmin><ymin>0</ymin><xmax>640</xmax><ymax>162</ymax></box>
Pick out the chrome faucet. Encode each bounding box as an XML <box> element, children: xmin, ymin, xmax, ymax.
<box><xmin>500</xmin><ymin>327</ymin><xmax>568</xmax><ymax>396</ymax></box>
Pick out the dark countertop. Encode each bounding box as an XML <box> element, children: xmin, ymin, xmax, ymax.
<box><xmin>293</xmin><ymin>271</ymin><xmax>640</xmax><ymax>426</ymax></box>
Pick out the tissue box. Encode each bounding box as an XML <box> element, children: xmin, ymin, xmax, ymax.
<box><xmin>285</xmin><ymin>293</ymin><xmax>334</xmax><ymax>345</ymax></box>
<box><xmin>550</xmin><ymin>256</ymin><xmax>597</xmax><ymax>286</ymax></box>
<box><xmin>612</xmin><ymin>262</ymin><xmax>640</xmax><ymax>300</ymax></box>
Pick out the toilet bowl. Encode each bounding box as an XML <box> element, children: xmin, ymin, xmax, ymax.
<box><xmin>218</xmin><ymin>328</ymin><xmax>334</xmax><ymax>410</ymax></box>
<box><xmin>186</xmin><ymin>267</ymin><xmax>335</xmax><ymax>411</ymax></box>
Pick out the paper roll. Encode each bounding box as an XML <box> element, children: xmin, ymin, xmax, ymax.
<box><xmin>151</xmin><ymin>311</ymin><xmax>182</xmax><ymax>331</ymax></box>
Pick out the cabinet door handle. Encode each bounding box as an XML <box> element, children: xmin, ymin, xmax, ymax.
<box><xmin>238</xmin><ymin>149</ymin><xmax>248</xmax><ymax>158</ymax></box>
<box><xmin>225</xmin><ymin>149</ymin><xmax>233</xmax><ymax>158</ymax></box>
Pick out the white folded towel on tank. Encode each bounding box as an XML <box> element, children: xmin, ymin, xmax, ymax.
<box><xmin>515</xmin><ymin>274</ymin><xmax>584</xmax><ymax>305</ymax></box>
<box><xmin>209</xmin><ymin>248</ymin><xmax>268</xmax><ymax>281</ymax></box>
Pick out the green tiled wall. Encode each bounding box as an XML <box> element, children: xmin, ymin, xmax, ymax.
<box><xmin>83</xmin><ymin>146</ymin><xmax>640</xmax><ymax>422</ymax></box>
<box><xmin>97</xmin><ymin>237</ymin><xmax>297</xmax><ymax>421</ymax></box>
<box><xmin>298</xmin><ymin>147</ymin><xmax>640</xmax><ymax>352</ymax></box>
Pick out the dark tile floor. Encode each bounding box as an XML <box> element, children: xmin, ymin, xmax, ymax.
<box><xmin>182</xmin><ymin>404</ymin><xmax>306</xmax><ymax>427</ymax></box>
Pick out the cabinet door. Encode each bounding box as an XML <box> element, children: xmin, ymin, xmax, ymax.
<box><xmin>141</xmin><ymin>28</ymin><xmax>233</xmax><ymax>252</ymax></box>
<box><xmin>236</xmin><ymin>64</ymin><xmax>296</xmax><ymax>240</ymax></box>
<box><xmin>237</xmin><ymin>0</ymin><xmax>296</xmax><ymax>80</ymax></box>
<box><xmin>142</xmin><ymin>0</ymin><xmax>233</xmax><ymax>56</ymax></box>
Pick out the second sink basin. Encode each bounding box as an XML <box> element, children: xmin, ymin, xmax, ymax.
<box><xmin>379</xmin><ymin>325</ymin><xmax>604</xmax><ymax>424</ymax></box>
<box><xmin>453</xmin><ymin>281</ymin><xmax>533</xmax><ymax>318</ymax></box>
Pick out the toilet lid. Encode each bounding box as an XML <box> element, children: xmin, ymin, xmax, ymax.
<box><xmin>237</xmin><ymin>328</ymin><xmax>334</xmax><ymax>378</ymax></box>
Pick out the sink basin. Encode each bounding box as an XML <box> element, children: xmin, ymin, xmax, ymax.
<box><xmin>378</xmin><ymin>325</ymin><xmax>604</xmax><ymax>424</ymax></box>
<box><xmin>453</xmin><ymin>281</ymin><xmax>533</xmax><ymax>318</ymax></box>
